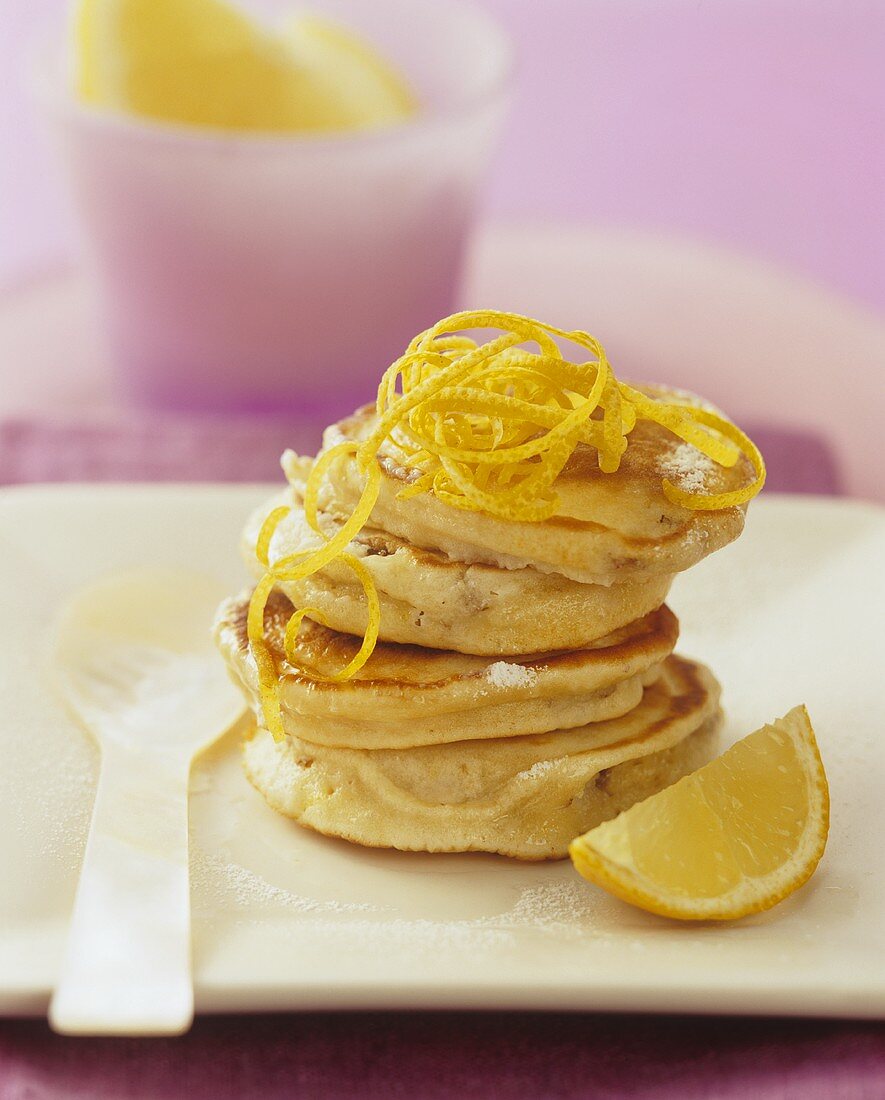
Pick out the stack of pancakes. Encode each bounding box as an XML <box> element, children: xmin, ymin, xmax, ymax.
<box><xmin>215</xmin><ymin>394</ymin><xmax>752</xmax><ymax>860</ymax></box>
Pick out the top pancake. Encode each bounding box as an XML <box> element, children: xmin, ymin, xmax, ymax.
<box><xmin>312</xmin><ymin>386</ymin><xmax>753</xmax><ymax>584</ymax></box>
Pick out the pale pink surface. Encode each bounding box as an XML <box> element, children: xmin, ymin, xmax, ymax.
<box><xmin>2</xmin><ymin>231</ymin><xmax>883</xmax><ymax>498</ymax></box>
<box><xmin>0</xmin><ymin>1</ymin><xmax>882</xmax><ymax>459</ymax></box>
<box><xmin>4</xmin><ymin>0</ymin><xmax>883</xmax><ymax>310</ymax></box>
<box><xmin>465</xmin><ymin>225</ymin><xmax>885</xmax><ymax>502</ymax></box>
<box><xmin>477</xmin><ymin>0</ymin><xmax>885</xmax><ymax>313</ymax></box>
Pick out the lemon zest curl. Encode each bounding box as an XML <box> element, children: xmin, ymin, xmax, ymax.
<box><xmin>248</xmin><ymin>310</ymin><xmax>765</xmax><ymax>738</ymax></box>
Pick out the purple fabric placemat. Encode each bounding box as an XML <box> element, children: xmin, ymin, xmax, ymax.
<box><xmin>2</xmin><ymin>1011</ymin><xmax>885</xmax><ymax>1100</ymax></box>
<box><xmin>0</xmin><ymin>416</ymin><xmax>841</xmax><ymax>494</ymax></box>
<box><xmin>2</xmin><ymin>415</ymin><xmax>876</xmax><ymax>1100</ymax></box>
<box><xmin>0</xmin><ymin>415</ymin><xmax>323</xmax><ymax>486</ymax></box>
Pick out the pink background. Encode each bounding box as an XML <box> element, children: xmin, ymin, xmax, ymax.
<box><xmin>480</xmin><ymin>0</ymin><xmax>885</xmax><ymax>315</ymax></box>
<box><xmin>1</xmin><ymin>0</ymin><xmax>883</xmax><ymax>497</ymax></box>
<box><xmin>3</xmin><ymin>0</ymin><xmax>884</xmax><ymax>311</ymax></box>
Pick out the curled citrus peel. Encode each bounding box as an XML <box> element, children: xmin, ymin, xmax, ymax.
<box><xmin>248</xmin><ymin>309</ymin><xmax>765</xmax><ymax>739</ymax></box>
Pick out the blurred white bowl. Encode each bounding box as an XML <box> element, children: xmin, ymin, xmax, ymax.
<box><xmin>36</xmin><ymin>0</ymin><xmax>513</xmax><ymax>415</ymax></box>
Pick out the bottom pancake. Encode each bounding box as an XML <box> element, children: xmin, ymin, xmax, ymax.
<box><xmin>242</xmin><ymin>656</ymin><xmax>722</xmax><ymax>860</ymax></box>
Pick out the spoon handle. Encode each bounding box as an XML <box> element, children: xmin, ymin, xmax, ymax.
<box><xmin>50</xmin><ymin>741</ymin><xmax>194</xmax><ymax>1035</ymax></box>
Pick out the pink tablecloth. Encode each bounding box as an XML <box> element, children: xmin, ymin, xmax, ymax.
<box><xmin>3</xmin><ymin>415</ymin><xmax>882</xmax><ymax>1100</ymax></box>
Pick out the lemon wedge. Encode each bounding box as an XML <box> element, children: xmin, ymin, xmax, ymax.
<box><xmin>74</xmin><ymin>0</ymin><xmax>416</xmax><ymax>132</ymax></box>
<box><xmin>281</xmin><ymin>14</ymin><xmax>417</xmax><ymax>130</ymax></box>
<box><xmin>569</xmin><ymin>705</ymin><xmax>829</xmax><ymax>921</ymax></box>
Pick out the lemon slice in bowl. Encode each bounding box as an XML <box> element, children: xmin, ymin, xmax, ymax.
<box><xmin>74</xmin><ymin>0</ymin><xmax>416</xmax><ymax>132</ymax></box>
<box><xmin>281</xmin><ymin>14</ymin><xmax>417</xmax><ymax>130</ymax></box>
<box><xmin>569</xmin><ymin>705</ymin><xmax>829</xmax><ymax>921</ymax></box>
<box><xmin>75</xmin><ymin>0</ymin><xmax>305</xmax><ymax>130</ymax></box>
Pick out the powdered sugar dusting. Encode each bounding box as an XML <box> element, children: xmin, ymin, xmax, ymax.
<box><xmin>504</xmin><ymin>879</ymin><xmax>596</xmax><ymax>930</ymax></box>
<box><xmin>190</xmin><ymin>848</ymin><xmax>382</xmax><ymax>915</ymax></box>
<box><xmin>658</xmin><ymin>442</ymin><xmax>718</xmax><ymax>494</ymax></box>
<box><xmin>517</xmin><ymin>759</ymin><xmax>558</xmax><ymax>782</ymax></box>
<box><xmin>486</xmin><ymin>661</ymin><xmax>539</xmax><ymax>689</ymax></box>
<box><xmin>219</xmin><ymin>875</ymin><xmax>609</xmax><ymax>959</ymax></box>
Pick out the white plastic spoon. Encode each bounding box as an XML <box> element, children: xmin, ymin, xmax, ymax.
<box><xmin>49</xmin><ymin>569</ymin><xmax>244</xmax><ymax>1036</ymax></box>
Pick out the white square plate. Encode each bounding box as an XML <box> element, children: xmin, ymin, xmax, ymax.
<box><xmin>1</xmin><ymin>486</ymin><xmax>883</xmax><ymax>1019</ymax></box>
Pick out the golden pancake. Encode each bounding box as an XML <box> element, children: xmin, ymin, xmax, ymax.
<box><xmin>242</xmin><ymin>655</ymin><xmax>722</xmax><ymax>860</ymax></box>
<box><xmin>215</xmin><ymin>590</ymin><xmax>679</xmax><ymax>749</ymax></box>
<box><xmin>311</xmin><ymin>387</ymin><xmax>753</xmax><ymax>584</ymax></box>
<box><xmin>242</xmin><ymin>458</ymin><xmax>674</xmax><ymax>654</ymax></box>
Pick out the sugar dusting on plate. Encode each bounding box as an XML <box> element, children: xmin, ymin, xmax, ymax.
<box><xmin>215</xmin><ymin>875</ymin><xmax>608</xmax><ymax>959</ymax></box>
<box><xmin>190</xmin><ymin>848</ymin><xmax>382</xmax><ymax>916</ymax></box>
